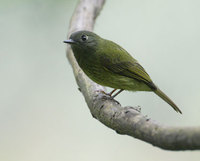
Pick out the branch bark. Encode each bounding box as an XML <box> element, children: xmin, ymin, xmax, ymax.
<box><xmin>66</xmin><ymin>0</ymin><xmax>200</xmax><ymax>151</ymax></box>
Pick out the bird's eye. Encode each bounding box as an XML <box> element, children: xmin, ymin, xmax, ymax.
<box><xmin>81</xmin><ymin>34</ymin><xmax>88</xmax><ymax>41</ymax></box>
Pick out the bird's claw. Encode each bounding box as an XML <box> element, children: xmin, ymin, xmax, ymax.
<box><xmin>95</xmin><ymin>90</ymin><xmax>120</xmax><ymax>105</ymax></box>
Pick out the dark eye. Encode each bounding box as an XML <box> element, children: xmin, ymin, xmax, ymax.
<box><xmin>81</xmin><ymin>34</ymin><xmax>88</xmax><ymax>41</ymax></box>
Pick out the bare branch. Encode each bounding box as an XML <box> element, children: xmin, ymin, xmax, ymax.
<box><xmin>65</xmin><ymin>0</ymin><xmax>200</xmax><ymax>151</ymax></box>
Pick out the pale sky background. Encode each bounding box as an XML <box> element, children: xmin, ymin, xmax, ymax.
<box><xmin>0</xmin><ymin>0</ymin><xmax>200</xmax><ymax>161</ymax></box>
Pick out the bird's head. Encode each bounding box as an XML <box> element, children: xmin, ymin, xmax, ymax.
<box><xmin>64</xmin><ymin>30</ymin><xmax>100</xmax><ymax>51</ymax></box>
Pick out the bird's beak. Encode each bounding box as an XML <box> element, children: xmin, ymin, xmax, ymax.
<box><xmin>63</xmin><ymin>39</ymin><xmax>76</xmax><ymax>44</ymax></box>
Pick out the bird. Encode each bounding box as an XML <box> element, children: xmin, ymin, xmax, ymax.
<box><xmin>64</xmin><ymin>30</ymin><xmax>182</xmax><ymax>114</ymax></box>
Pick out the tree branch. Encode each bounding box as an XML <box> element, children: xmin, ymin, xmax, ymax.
<box><xmin>65</xmin><ymin>0</ymin><xmax>200</xmax><ymax>151</ymax></box>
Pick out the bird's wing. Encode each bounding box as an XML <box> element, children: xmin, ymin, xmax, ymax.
<box><xmin>100</xmin><ymin>54</ymin><xmax>156</xmax><ymax>89</ymax></box>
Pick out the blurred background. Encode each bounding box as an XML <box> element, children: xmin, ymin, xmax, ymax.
<box><xmin>0</xmin><ymin>0</ymin><xmax>200</xmax><ymax>160</ymax></box>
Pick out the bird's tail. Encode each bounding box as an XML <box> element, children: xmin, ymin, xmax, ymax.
<box><xmin>154</xmin><ymin>88</ymin><xmax>182</xmax><ymax>114</ymax></box>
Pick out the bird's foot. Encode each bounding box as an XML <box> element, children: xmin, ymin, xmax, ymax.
<box><xmin>95</xmin><ymin>90</ymin><xmax>114</xmax><ymax>97</ymax></box>
<box><xmin>95</xmin><ymin>90</ymin><xmax>109</xmax><ymax>96</ymax></box>
<box><xmin>95</xmin><ymin>90</ymin><xmax>120</xmax><ymax>105</ymax></box>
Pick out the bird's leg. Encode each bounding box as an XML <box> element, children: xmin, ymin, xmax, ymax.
<box><xmin>96</xmin><ymin>89</ymin><xmax>123</xmax><ymax>101</ymax></box>
<box><xmin>108</xmin><ymin>89</ymin><xmax>117</xmax><ymax>96</ymax></box>
<box><xmin>111</xmin><ymin>89</ymin><xmax>124</xmax><ymax>99</ymax></box>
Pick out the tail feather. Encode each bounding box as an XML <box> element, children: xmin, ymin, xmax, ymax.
<box><xmin>154</xmin><ymin>88</ymin><xmax>182</xmax><ymax>114</ymax></box>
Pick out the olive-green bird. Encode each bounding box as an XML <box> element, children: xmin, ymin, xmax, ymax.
<box><xmin>64</xmin><ymin>30</ymin><xmax>182</xmax><ymax>114</ymax></box>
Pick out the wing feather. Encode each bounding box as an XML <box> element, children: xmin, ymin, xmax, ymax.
<box><xmin>100</xmin><ymin>54</ymin><xmax>156</xmax><ymax>89</ymax></box>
